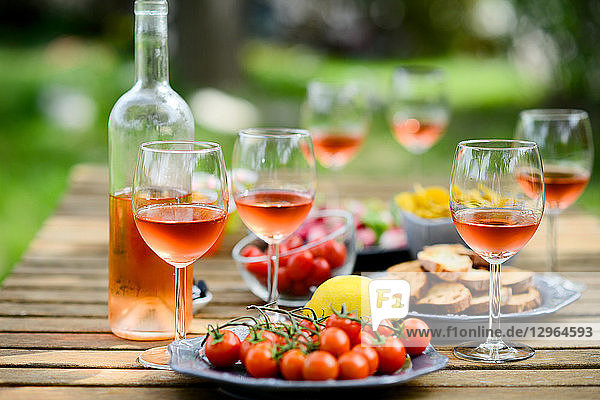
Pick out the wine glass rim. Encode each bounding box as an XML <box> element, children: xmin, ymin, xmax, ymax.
<box><xmin>239</xmin><ymin>128</ymin><xmax>310</xmax><ymax>138</ymax></box>
<box><xmin>519</xmin><ymin>109</ymin><xmax>589</xmax><ymax>120</ymax></box>
<box><xmin>457</xmin><ymin>139</ymin><xmax>538</xmax><ymax>151</ymax></box>
<box><xmin>140</xmin><ymin>140</ymin><xmax>222</xmax><ymax>154</ymax></box>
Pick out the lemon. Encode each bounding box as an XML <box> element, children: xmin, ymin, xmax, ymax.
<box><xmin>304</xmin><ymin>275</ymin><xmax>372</xmax><ymax>318</ymax></box>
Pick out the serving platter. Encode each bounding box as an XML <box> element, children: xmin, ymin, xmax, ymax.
<box><xmin>169</xmin><ymin>326</ymin><xmax>448</xmax><ymax>393</ymax></box>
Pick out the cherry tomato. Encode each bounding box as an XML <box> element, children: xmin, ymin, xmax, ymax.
<box><xmin>204</xmin><ymin>330</ymin><xmax>241</xmax><ymax>368</ymax></box>
<box><xmin>326</xmin><ymin>313</ymin><xmax>361</xmax><ymax>347</ymax></box>
<box><xmin>319</xmin><ymin>327</ymin><xmax>350</xmax><ymax>358</ymax></box>
<box><xmin>287</xmin><ymin>251</ymin><xmax>314</xmax><ymax>280</ymax></box>
<box><xmin>245</xmin><ymin>258</ymin><xmax>268</xmax><ymax>278</ymax></box>
<box><xmin>376</xmin><ymin>319</ymin><xmax>395</xmax><ymax>337</ymax></box>
<box><xmin>312</xmin><ymin>240</ymin><xmax>346</xmax><ymax>269</ymax></box>
<box><xmin>338</xmin><ymin>351</ymin><xmax>369</xmax><ymax>380</ymax></box>
<box><xmin>241</xmin><ymin>245</ymin><xmax>263</xmax><ymax>258</ymax></box>
<box><xmin>245</xmin><ymin>341</ymin><xmax>278</xmax><ymax>378</ymax></box>
<box><xmin>276</xmin><ymin>266</ymin><xmax>291</xmax><ymax>293</ymax></box>
<box><xmin>374</xmin><ymin>337</ymin><xmax>406</xmax><ymax>374</ymax></box>
<box><xmin>278</xmin><ymin>243</ymin><xmax>290</xmax><ymax>267</ymax></box>
<box><xmin>359</xmin><ymin>326</ymin><xmax>377</xmax><ymax>346</ymax></box>
<box><xmin>352</xmin><ymin>344</ymin><xmax>379</xmax><ymax>375</ymax></box>
<box><xmin>400</xmin><ymin>318</ymin><xmax>431</xmax><ymax>356</ymax></box>
<box><xmin>239</xmin><ymin>335</ymin><xmax>269</xmax><ymax>365</ymax></box>
<box><xmin>302</xmin><ymin>350</ymin><xmax>339</xmax><ymax>381</ymax></box>
<box><xmin>289</xmin><ymin>279</ymin><xmax>311</xmax><ymax>296</ymax></box>
<box><xmin>280</xmin><ymin>349</ymin><xmax>306</xmax><ymax>380</ymax></box>
<box><xmin>308</xmin><ymin>257</ymin><xmax>331</xmax><ymax>286</ymax></box>
<box><xmin>285</xmin><ymin>234</ymin><xmax>304</xmax><ymax>250</ymax></box>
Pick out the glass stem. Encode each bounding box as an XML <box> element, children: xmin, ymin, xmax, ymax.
<box><xmin>487</xmin><ymin>263</ymin><xmax>502</xmax><ymax>345</ymax></box>
<box><xmin>266</xmin><ymin>242</ymin><xmax>280</xmax><ymax>304</ymax></box>
<box><xmin>547</xmin><ymin>214</ymin><xmax>558</xmax><ymax>273</ymax></box>
<box><xmin>174</xmin><ymin>266</ymin><xmax>187</xmax><ymax>342</ymax></box>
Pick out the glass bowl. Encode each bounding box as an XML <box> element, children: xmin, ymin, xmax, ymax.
<box><xmin>232</xmin><ymin>209</ymin><xmax>356</xmax><ymax>307</ymax></box>
<box><xmin>400</xmin><ymin>209</ymin><xmax>464</xmax><ymax>258</ymax></box>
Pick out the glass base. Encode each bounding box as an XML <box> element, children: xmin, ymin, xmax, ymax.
<box><xmin>454</xmin><ymin>340</ymin><xmax>534</xmax><ymax>363</ymax></box>
<box><xmin>137</xmin><ymin>345</ymin><xmax>172</xmax><ymax>370</ymax></box>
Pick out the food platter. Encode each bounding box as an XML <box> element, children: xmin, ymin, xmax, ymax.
<box><xmin>169</xmin><ymin>326</ymin><xmax>448</xmax><ymax>393</ymax></box>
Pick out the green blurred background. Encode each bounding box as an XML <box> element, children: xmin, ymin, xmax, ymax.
<box><xmin>1</xmin><ymin>0</ymin><xmax>599</xmax><ymax>282</ymax></box>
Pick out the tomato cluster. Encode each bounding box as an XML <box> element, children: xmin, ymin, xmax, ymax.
<box><xmin>202</xmin><ymin>306</ymin><xmax>431</xmax><ymax>381</ymax></box>
<box><xmin>242</xmin><ymin>233</ymin><xmax>347</xmax><ymax>297</ymax></box>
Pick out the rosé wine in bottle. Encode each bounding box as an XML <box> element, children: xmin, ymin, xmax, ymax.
<box><xmin>107</xmin><ymin>0</ymin><xmax>195</xmax><ymax>340</ymax></box>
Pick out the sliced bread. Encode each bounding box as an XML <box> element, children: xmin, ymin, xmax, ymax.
<box><xmin>466</xmin><ymin>287</ymin><xmax>512</xmax><ymax>314</ymax></box>
<box><xmin>501</xmin><ymin>287</ymin><xmax>541</xmax><ymax>313</ymax></box>
<box><xmin>502</xmin><ymin>267</ymin><xmax>534</xmax><ymax>294</ymax></box>
<box><xmin>386</xmin><ymin>260</ymin><xmax>429</xmax><ymax>299</ymax></box>
<box><xmin>423</xmin><ymin>243</ymin><xmax>488</xmax><ymax>268</ymax></box>
<box><xmin>416</xmin><ymin>282</ymin><xmax>472</xmax><ymax>314</ymax></box>
<box><xmin>418</xmin><ymin>246</ymin><xmax>472</xmax><ymax>282</ymax></box>
<box><xmin>459</xmin><ymin>268</ymin><xmax>490</xmax><ymax>292</ymax></box>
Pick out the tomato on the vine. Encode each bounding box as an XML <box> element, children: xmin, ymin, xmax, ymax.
<box><xmin>245</xmin><ymin>341</ymin><xmax>278</xmax><ymax>378</ymax></box>
<box><xmin>374</xmin><ymin>337</ymin><xmax>406</xmax><ymax>374</ymax></box>
<box><xmin>338</xmin><ymin>351</ymin><xmax>369</xmax><ymax>380</ymax></box>
<box><xmin>352</xmin><ymin>344</ymin><xmax>379</xmax><ymax>375</ymax></box>
<box><xmin>239</xmin><ymin>336</ymin><xmax>266</xmax><ymax>365</ymax></box>
<box><xmin>204</xmin><ymin>330</ymin><xmax>241</xmax><ymax>368</ymax></box>
<box><xmin>326</xmin><ymin>312</ymin><xmax>361</xmax><ymax>346</ymax></box>
<box><xmin>280</xmin><ymin>349</ymin><xmax>306</xmax><ymax>380</ymax></box>
<box><xmin>399</xmin><ymin>318</ymin><xmax>431</xmax><ymax>356</ymax></box>
<box><xmin>319</xmin><ymin>327</ymin><xmax>350</xmax><ymax>358</ymax></box>
<box><xmin>302</xmin><ymin>351</ymin><xmax>339</xmax><ymax>381</ymax></box>
<box><xmin>376</xmin><ymin>319</ymin><xmax>396</xmax><ymax>337</ymax></box>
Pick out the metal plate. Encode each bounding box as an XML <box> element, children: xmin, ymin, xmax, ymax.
<box><xmin>169</xmin><ymin>326</ymin><xmax>448</xmax><ymax>392</ymax></box>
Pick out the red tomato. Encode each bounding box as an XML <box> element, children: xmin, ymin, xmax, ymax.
<box><xmin>338</xmin><ymin>351</ymin><xmax>369</xmax><ymax>380</ymax></box>
<box><xmin>302</xmin><ymin>350</ymin><xmax>339</xmax><ymax>381</ymax></box>
<box><xmin>239</xmin><ymin>336</ymin><xmax>267</xmax><ymax>365</ymax></box>
<box><xmin>352</xmin><ymin>344</ymin><xmax>379</xmax><ymax>375</ymax></box>
<box><xmin>312</xmin><ymin>240</ymin><xmax>346</xmax><ymax>269</ymax></box>
<box><xmin>285</xmin><ymin>234</ymin><xmax>304</xmax><ymax>250</ymax></box>
<box><xmin>245</xmin><ymin>341</ymin><xmax>278</xmax><ymax>378</ymax></box>
<box><xmin>308</xmin><ymin>257</ymin><xmax>331</xmax><ymax>286</ymax></box>
<box><xmin>319</xmin><ymin>327</ymin><xmax>350</xmax><ymax>358</ymax></box>
<box><xmin>376</xmin><ymin>319</ymin><xmax>395</xmax><ymax>337</ymax></box>
<box><xmin>299</xmin><ymin>319</ymin><xmax>317</xmax><ymax>335</ymax></box>
<box><xmin>287</xmin><ymin>251</ymin><xmax>314</xmax><ymax>280</ymax></box>
<box><xmin>241</xmin><ymin>245</ymin><xmax>263</xmax><ymax>258</ymax></box>
<box><xmin>289</xmin><ymin>279</ymin><xmax>311</xmax><ymax>296</ymax></box>
<box><xmin>374</xmin><ymin>337</ymin><xmax>406</xmax><ymax>374</ymax></box>
<box><xmin>245</xmin><ymin>259</ymin><xmax>268</xmax><ymax>278</ymax></box>
<box><xmin>277</xmin><ymin>266</ymin><xmax>291</xmax><ymax>293</ymax></box>
<box><xmin>359</xmin><ymin>326</ymin><xmax>377</xmax><ymax>346</ymax></box>
<box><xmin>278</xmin><ymin>243</ymin><xmax>290</xmax><ymax>267</ymax></box>
<box><xmin>280</xmin><ymin>349</ymin><xmax>306</xmax><ymax>380</ymax></box>
<box><xmin>326</xmin><ymin>313</ymin><xmax>361</xmax><ymax>347</ymax></box>
<box><xmin>400</xmin><ymin>318</ymin><xmax>431</xmax><ymax>356</ymax></box>
<box><xmin>204</xmin><ymin>330</ymin><xmax>241</xmax><ymax>368</ymax></box>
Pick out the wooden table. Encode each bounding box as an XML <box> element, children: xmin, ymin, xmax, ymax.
<box><xmin>1</xmin><ymin>164</ymin><xmax>599</xmax><ymax>399</ymax></box>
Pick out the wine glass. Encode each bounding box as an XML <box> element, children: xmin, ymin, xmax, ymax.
<box><xmin>301</xmin><ymin>81</ymin><xmax>370</xmax><ymax>206</ymax></box>
<box><xmin>515</xmin><ymin>109</ymin><xmax>593</xmax><ymax>273</ymax></box>
<box><xmin>232</xmin><ymin>128</ymin><xmax>317</xmax><ymax>307</ymax></box>
<box><xmin>132</xmin><ymin>141</ymin><xmax>228</xmax><ymax>369</ymax></box>
<box><xmin>450</xmin><ymin>139</ymin><xmax>544</xmax><ymax>363</ymax></box>
<box><xmin>388</xmin><ymin>66</ymin><xmax>449</xmax><ymax>173</ymax></box>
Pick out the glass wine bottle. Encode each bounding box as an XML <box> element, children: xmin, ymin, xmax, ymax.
<box><xmin>108</xmin><ymin>0</ymin><xmax>194</xmax><ymax>340</ymax></box>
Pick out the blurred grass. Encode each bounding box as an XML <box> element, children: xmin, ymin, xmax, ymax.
<box><xmin>0</xmin><ymin>39</ymin><xmax>598</xmax><ymax>283</ymax></box>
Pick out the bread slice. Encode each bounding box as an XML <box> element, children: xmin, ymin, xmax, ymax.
<box><xmin>502</xmin><ymin>267</ymin><xmax>534</xmax><ymax>294</ymax></box>
<box><xmin>423</xmin><ymin>244</ymin><xmax>489</xmax><ymax>268</ymax></box>
<box><xmin>459</xmin><ymin>268</ymin><xmax>490</xmax><ymax>292</ymax></box>
<box><xmin>416</xmin><ymin>282</ymin><xmax>472</xmax><ymax>314</ymax></box>
<box><xmin>418</xmin><ymin>247</ymin><xmax>472</xmax><ymax>282</ymax></box>
<box><xmin>386</xmin><ymin>261</ymin><xmax>429</xmax><ymax>299</ymax></box>
<box><xmin>466</xmin><ymin>287</ymin><xmax>512</xmax><ymax>314</ymax></box>
<box><xmin>502</xmin><ymin>287</ymin><xmax>541</xmax><ymax>313</ymax></box>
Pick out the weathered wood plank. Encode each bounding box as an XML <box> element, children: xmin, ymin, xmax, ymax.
<box><xmin>1</xmin><ymin>348</ymin><xmax>599</xmax><ymax>370</ymax></box>
<box><xmin>0</xmin><ymin>333</ymin><xmax>168</xmax><ymax>350</ymax></box>
<box><xmin>0</xmin><ymin>368</ymin><xmax>598</xmax><ymax>387</ymax></box>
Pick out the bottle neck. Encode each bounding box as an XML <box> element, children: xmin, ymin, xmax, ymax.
<box><xmin>134</xmin><ymin>1</ymin><xmax>169</xmax><ymax>86</ymax></box>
